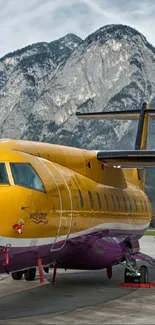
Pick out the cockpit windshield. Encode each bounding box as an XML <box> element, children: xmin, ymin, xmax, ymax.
<box><xmin>0</xmin><ymin>163</ymin><xmax>9</xmax><ymax>184</ymax></box>
<box><xmin>10</xmin><ymin>163</ymin><xmax>45</xmax><ymax>192</ymax></box>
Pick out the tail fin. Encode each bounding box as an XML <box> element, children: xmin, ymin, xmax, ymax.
<box><xmin>76</xmin><ymin>102</ymin><xmax>154</xmax><ymax>190</ymax></box>
<box><xmin>134</xmin><ymin>102</ymin><xmax>150</xmax><ymax>190</ymax></box>
<box><xmin>135</xmin><ymin>102</ymin><xmax>150</xmax><ymax>150</ymax></box>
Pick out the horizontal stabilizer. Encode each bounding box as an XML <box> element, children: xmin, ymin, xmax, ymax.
<box><xmin>76</xmin><ymin>108</ymin><xmax>155</xmax><ymax>120</ymax></box>
<box><xmin>97</xmin><ymin>150</ymin><xmax>155</xmax><ymax>167</ymax></box>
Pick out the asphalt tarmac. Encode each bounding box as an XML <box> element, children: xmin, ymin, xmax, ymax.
<box><xmin>0</xmin><ymin>236</ymin><xmax>155</xmax><ymax>324</ymax></box>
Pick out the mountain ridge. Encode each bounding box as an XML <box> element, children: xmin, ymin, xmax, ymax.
<box><xmin>1</xmin><ymin>24</ymin><xmax>155</xmax><ymax>146</ymax></box>
<box><xmin>1</xmin><ymin>24</ymin><xmax>155</xmax><ymax>207</ymax></box>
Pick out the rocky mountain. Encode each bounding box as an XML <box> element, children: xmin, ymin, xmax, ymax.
<box><xmin>1</xmin><ymin>24</ymin><xmax>155</xmax><ymax>207</ymax></box>
<box><xmin>0</xmin><ymin>33</ymin><xmax>82</xmax><ymax>138</ymax></box>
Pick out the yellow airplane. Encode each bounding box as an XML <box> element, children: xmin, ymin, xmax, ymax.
<box><xmin>0</xmin><ymin>102</ymin><xmax>155</xmax><ymax>284</ymax></box>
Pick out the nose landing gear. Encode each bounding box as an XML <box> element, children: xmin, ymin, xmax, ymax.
<box><xmin>24</xmin><ymin>268</ymin><xmax>36</xmax><ymax>281</ymax></box>
<box><xmin>11</xmin><ymin>271</ymin><xmax>23</xmax><ymax>280</ymax></box>
<box><xmin>11</xmin><ymin>266</ymin><xmax>50</xmax><ymax>282</ymax></box>
<box><xmin>11</xmin><ymin>268</ymin><xmax>36</xmax><ymax>281</ymax></box>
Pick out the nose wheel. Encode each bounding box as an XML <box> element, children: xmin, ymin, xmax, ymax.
<box><xmin>24</xmin><ymin>268</ymin><xmax>36</xmax><ymax>281</ymax></box>
<box><xmin>11</xmin><ymin>268</ymin><xmax>37</xmax><ymax>281</ymax></box>
<box><xmin>11</xmin><ymin>271</ymin><xmax>23</xmax><ymax>280</ymax></box>
<box><xmin>11</xmin><ymin>266</ymin><xmax>49</xmax><ymax>281</ymax></box>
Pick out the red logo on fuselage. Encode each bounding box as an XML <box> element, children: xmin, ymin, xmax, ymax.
<box><xmin>29</xmin><ymin>212</ymin><xmax>48</xmax><ymax>225</ymax></box>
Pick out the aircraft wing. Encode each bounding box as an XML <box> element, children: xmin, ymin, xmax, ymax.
<box><xmin>97</xmin><ymin>150</ymin><xmax>155</xmax><ymax>167</ymax></box>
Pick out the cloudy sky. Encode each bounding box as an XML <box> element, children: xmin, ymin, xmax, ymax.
<box><xmin>0</xmin><ymin>0</ymin><xmax>155</xmax><ymax>58</ymax></box>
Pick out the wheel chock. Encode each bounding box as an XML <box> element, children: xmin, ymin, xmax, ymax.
<box><xmin>120</xmin><ymin>282</ymin><xmax>155</xmax><ymax>288</ymax></box>
<box><xmin>150</xmin><ymin>282</ymin><xmax>155</xmax><ymax>287</ymax></box>
<box><xmin>120</xmin><ymin>282</ymin><xmax>150</xmax><ymax>288</ymax></box>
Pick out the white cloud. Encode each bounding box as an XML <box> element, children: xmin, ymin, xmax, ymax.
<box><xmin>0</xmin><ymin>0</ymin><xmax>155</xmax><ymax>58</ymax></box>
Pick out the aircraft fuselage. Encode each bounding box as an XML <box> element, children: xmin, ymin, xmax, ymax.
<box><xmin>0</xmin><ymin>140</ymin><xmax>151</xmax><ymax>273</ymax></box>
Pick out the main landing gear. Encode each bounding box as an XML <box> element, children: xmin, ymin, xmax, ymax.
<box><xmin>123</xmin><ymin>240</ymin><xmax>149</xmax><ymax>284</ymax></box>
<box><xmin>124</xmin><ymin>263</ymin><xmax>149</xmax><ymax>284</ymax></box>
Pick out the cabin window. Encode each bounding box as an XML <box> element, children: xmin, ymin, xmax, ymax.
<box><xmin>116</xmin><ymin>196</ymin><xmax>120</xmax><ymax>210</ymax></box>
<box><xmin>78</xmin><ymin>189</ymin><xmax>84</xmax><ymax>208</ymax></box>
<box><xmin>111</xmin><ymin>195</ymin><xmax>116</xmax><ymax>210</ymax></box>
<box><xmin>97</xmin><ymin>192</ymin><xmax>102</xmax><ymax>209</ymax></box>
<box><xmin>123</xmin><ymin>197</ymin><xmax>127</xmax><ymax>211</ymax></box>
<box><xmin>0</xmin><ymin>163</ymin><xmax>9</xmax><ymax>184</ymax></box>
<box><xmin>140</xmin><ymin>200</ymin><xmax>144</xmax><ymax>212</ymax></box>
<box><xmin>88</xmin><ymin>191</ymin><xmax>93</xmax><ymax>208</ymax></box>
<box><xmin>126</xmin><ymin>193</ymin><xmax>132</xmax><ymax>211</ymax></box>
<box><xmin>104</xmin><ymin>193</ymin><xmax>109</xmax><ymax>209</ymax></box>
<box><xmin>10</xmin><ymin>163</ymin><xmax>45</xmax><ymax>192</ymax></box>
<box><xmin>144</xmin><ymin>200</ymin><xmax>148</xmax><ymax>212</ymax></box>
<box><xmin>134</xmin><ymin>198</ymin><xmax>137</xmax><ymax>212</ymax></box>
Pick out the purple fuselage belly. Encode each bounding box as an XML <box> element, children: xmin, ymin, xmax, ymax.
<box><xmin>0</xmin><ymin>229</ymin><xmax>144</xmax><ymax>274</ymax></box>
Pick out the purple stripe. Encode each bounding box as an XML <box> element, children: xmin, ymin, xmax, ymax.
<box><xmin>0</xmin><ymin>228</ymin><xmax>145</xmax><ymax>273</ymax></box>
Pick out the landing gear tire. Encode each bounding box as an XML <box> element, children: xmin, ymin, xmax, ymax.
<box><xmin>124</xmin><ymin>268</ymin><xmax>131</xmax><ymax>283</ymax></box>
<box><xmin>139</xmin><ymin>265</ymin><xmax>149</xmax><ymax>284</ymax></box>
<box><xmin>24</xmin><ymin>268</ymin><xmax>36</xmax><ymax>281</ymax></box>
<box><xmin>11</xmin><ymin>271</ymin><xmax>23</xmax><ymax>280</ymax></box>
<box><xmin>124</xmin><ymin>265</ymin><xmax>149</xmax><ymax>284</ymax></box>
